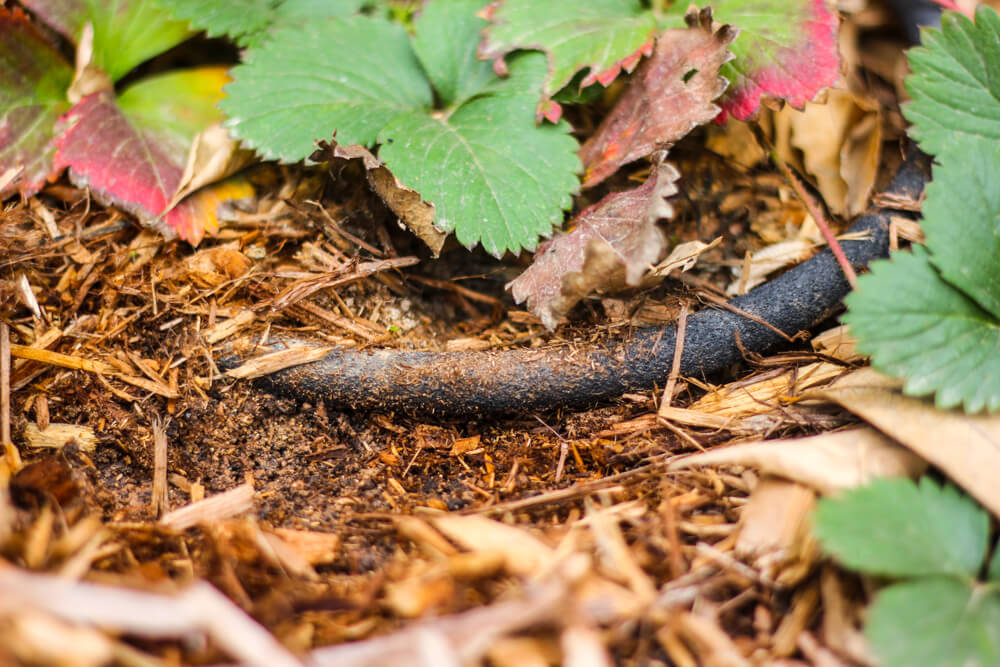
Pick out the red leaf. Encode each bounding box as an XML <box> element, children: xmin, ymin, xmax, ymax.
<box><xmin>0</xmin><ymin>7</ymin><xmax>72</xmax><ymax>198</ymax></box>
<box><xmin>53</xmin><ymin>91</ymin><xmax>251</xmax><ymax>244</ymax></box>
<box><xmin>578</xmin><ymin>11</ymin><xmax>735</xmax><ymax>188</ymax></box>
<box><xmin>718</xmin><ymin>0</ymin><xmax>840</xmax><ymax>121</ymax></box>
<box><xmin>508</xmin><ymin>158</ymin><xmax>680</xmax><ymax>330</ymax></box>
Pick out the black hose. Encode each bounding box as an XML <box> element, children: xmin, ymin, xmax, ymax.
<box><xmin>219</xmin><ymin>4</ymin><xmax>936</xmax><ymax>417</ymax></box>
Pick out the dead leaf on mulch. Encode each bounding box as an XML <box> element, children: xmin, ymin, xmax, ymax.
<box><xmin>817</xmin><ymin>367</ymin><xmax>1000</xmax><ymax>518</ymax></box>
<box><xmin>579</xmin><ymin>9</ymin><xmax>736</xmax><ymax>188</ymax></box>
<box><xmin>508</xmin><ymin>157</ymin><xmax>681</xmax><ymax>330</ymax></box>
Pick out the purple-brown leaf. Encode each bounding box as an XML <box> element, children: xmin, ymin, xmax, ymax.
<box><xmin>579</xmin><ymin>10</ymin><xmax>735</xmax><ymax>188</ymax></box>
<box><xmin>508</xmin><ymin>158</ymin><xmax>681</xmax><ymax>330</ymax></box>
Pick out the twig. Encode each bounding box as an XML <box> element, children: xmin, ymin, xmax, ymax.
<box><xmin>1</xmin><ymin>323</ymin><xmax>19</xmax><ymax>472</ymax></box>
<box><xmin>151</xmin><ymin>416</ymin><xmax>169</xmax><ymax>518</ymax></box>
<box><xmin>659</xmin><ymin>305</ymin><xmax>688</xmax><ymax>414</ymax></box>
<box><xmin>774</xmin><ymin>160</ymin><xmax>858</xmax><ymax>289</ymax></box>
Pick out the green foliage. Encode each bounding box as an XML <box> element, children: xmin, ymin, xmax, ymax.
<box><xmin>904</xmin><ymin>7</ymin><xmax>1000</xmax><ymax>156</ymax></box>
<box><xmin>158</xmin><ymin>0</ymin><xmax>367</xmax><ymax>48</ymax></box>
<box><xmin>222</xmin><ymin>0</ymin><xmax>580</xmax><ymax>256</ymax></box>
<box><xmin>814</xmin><ymin>478</ymin><xmax>1000</xmax><ymax>667</ymax></box>
<box><xmin>844</xmin><ymin>6</ymin><xmax>1000</xmax><ymax>413</ymax></box>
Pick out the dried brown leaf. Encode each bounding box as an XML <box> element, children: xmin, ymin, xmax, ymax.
<box><xmin>579</xmin><ymin>12</ymin><xmax>735</xmax><ymax>188</ymax></box>
<box><xmin>312</xmin><ymin>139</ymin><xmax>446</xmax><ymax>255</ymax></box>
<box><xmin>508</xmin><ymin>158</ymin><xmax>679</xmax><ymax>330</ymax></box>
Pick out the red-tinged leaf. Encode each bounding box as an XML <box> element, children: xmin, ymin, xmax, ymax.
<box><xmin>0</xmin><ymin>7</ymin><xmax>72</xmax><ymax>198</ymax></box>
<box><xmin>19</xmin><ymin>0</ymin><xmax>191</xmax><ymax>82</ymax></box>
<box><xmin>713</xmin><ymin>0</ymin><xmax>841</xmax><ymax>120</ymax></box>
<box><xmin>53</xmin><ymin>89</ymin><xmax>250</xmax><ymax>244</ymax></box>
<box><xmin>508</xmin><ymin>158</ymin><xmax>680</xmax><ymax>330</ymax></box>
<box><xmin>579</xmin><ymin>11</ymin><xmax>735</xmax><ymax>188</ymax></box>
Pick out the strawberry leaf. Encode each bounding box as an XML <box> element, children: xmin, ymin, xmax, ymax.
<box><xmin>55</xmin><ymin>69</ymin><xmax>249</xmax><ymax>243</ymax></box>
<box><xmin>920</xmin><ymin>141</ymin><xmax>1000</xmax><ymax>321</ymax></box>
<box><xmin>904</xmin><ymin>7</ymin><xmax>1000</xmax><ymax>159</ymax></box>
<box><xmin>814</xmin><ymin>478</ymin><xmax>990</xmax><ymax>579</ymax></box>
<box><xmin>578</xmin><ymin>11</ymin><xmax>733</xmax><ymax>188</ymax></box>
<box><xmin>223</xmin><ymin>1</ymin><xmax>580</xmax><ymax>255</ymax></box>
<box><xmin>479</xmin><ymin>0</ymin><xmax>839</xmax><ymax>121</ymax></box>
<box><xmin>867</xmin><ymin>578</ymin><xmax>1000</xmax><ymax>667</ymax></box>
<box><xmin>479</xmin><ymin>0</ymin><xmax>657</xmax><ymax>98</ymax></box>
<box><xmin>843</xmin><ymin>247</ymin><xmax>1000</xmax><ymax>413</ymax></box>
<box><xmin>20</xmin><ymin>0</ymin><xmax>192</xmax><ymax>82</ymax></box>
<box><xmin>221</xmin><ymin>16</ymin><xmax>433</xmax><ymax>162</ymax></box>
<box><xmin>508</xmin><ymin>158</ymin><xmax>679</xmax><ymax>329</ymax></box>
<box><xmin>691</xmin><ymin>0</ymin><xmax>840</xmax><ymax>120</ymax></box>
<box><xmin>157</xmin><ymin>0</ymin><xmax>367</xmax><ymax>48</ymax></box>
<box><xmin>412</xmin><ymin>0</ymin><xmax>495</xmax><ymax>107</ymax></box>
<box><xmin>0</xmin><ymin>7</ymin><xmax>72</xmax><ymax>197</ymax></box>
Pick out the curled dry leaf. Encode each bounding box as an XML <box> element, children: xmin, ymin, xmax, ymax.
<box><xmin>312</xmin><ymin>138</ymin><xmax>447</xmax><ymax>255</ymax></box>
<box><xmin>669</xmin><ymin>427</ymin><xmax>927</xmax><ymax>496</ymax></box>
<box><xmin>508</xmin><ymin>158</ymin><xmax>680</xmax><ymax>330</ymax></box>
<box><xmin>579</xmin><ymin>8</ymin><xmax>736</xmax><ymax>188</ymax></box>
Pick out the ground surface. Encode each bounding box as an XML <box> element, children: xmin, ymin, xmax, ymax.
<box><xmin>0</xmin><ymin>4</ymin><xmax>920</xmax><ymax>665</ymax></box>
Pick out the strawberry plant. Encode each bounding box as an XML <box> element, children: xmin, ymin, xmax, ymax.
<box><xmin>211</xmin><ymin>0</ymin><xmax>840</xmax><ymax>257</ymax></box>
<box><xmin>0</xmin><ymin>1</ymin><xmax>252</xmax><ymax>243</ymax></box>
<box><xmin>814</xmin><ymin>477</ymin><xmax>1000</xmax><ymax>666</ymax></box>
<box><xmin>844</xmin><ymin>6</ymin><xmax>1000</xmax><ymax>413</ymax></box>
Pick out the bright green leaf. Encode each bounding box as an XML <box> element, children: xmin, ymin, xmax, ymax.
<box><xmin>479</xmin><ymin>0</ymin><xmax>657</xmax><ymax>98</ymax></box>
<box><xmin>221</xmin><ymin>15</ymin><xmax>433</xmax><ymax>162</ymax></box>
<box><xmin>813</xmin><ymin>477</ymin><xmax>990</xmax><ymax>579</ymax></box>
<box><xmin>989</xmin><ymin>547</ymin><xmax>1000</xmax><ymax>583</ymax></box>
<box><xmin>921</xmin><ymin>141</ymin><xmax>1000</xmax><ymax>320</ymax></box>
<box><xmin>378</xmin><ymin>54</ymin><xmax>579</xmax><ymax>256</ymax></box>
<box><xmin>843</xmin><ymin>248</ymin><xmax>1000</xmax><ymax>413</ymax></box>
<box><xmin>20</xmin><ymin>0</ymin><xmax>193</xmax><ymax>82</ymax></box>
<box><xmin>0</xmin><ymin>8</ymin><xmax>73</xmax><ymax>197</ymax></box>
<box><xmin>157</xmin><ymin>0</ymin><xmax>366</xmax><ymax>48</ymax></box>
<box><xmin>412</xmin><ymin>0</ymin><xmax>494</xmax><ymax>108</ymax></box>
<box><xmin>867</xmin><ymin>578</ymin><xmax>1000</xmax><ymax>667</ymax></box>
<box><xmin>904</xmin><ymin>6</ymin><xmax>1000</xmax><ymax>157</ymax></box>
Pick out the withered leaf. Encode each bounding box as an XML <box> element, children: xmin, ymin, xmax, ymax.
<box><xmin>508</xmin><ymin>157</ymin><xmax>680</xmax><ymax>330</ymax></box>
<box><xmin>579</xmin><ymin>9</ymin><xmax>735</xmax><ymax>188</ymax></box>
<box><xmin>312</xmin><ymin>138</ymin><xmax>447</xmax><ymax>256</ymax></box>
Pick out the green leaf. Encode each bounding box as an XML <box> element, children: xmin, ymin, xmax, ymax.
<box><xmin>843</xmin><ymin>247</ymin><xmax>1000</xmax><ymax>413</ymax></box>
<box><xmin>157</xmin><ymin>0</ymin><xmax>366</xmax><ymax>48</ymax></box>
<box><xmin>989</xmin><ymin>547</ymin><xmax>1000</xmax><ymax>583</ymax></box>
<box><xmin>0</xmin><ymin>7</ymin><xmax>73</xmax><ymax>197</ymax></box>
<box><xmin>412</xmin><ymin>0</ymin><xmax>494</xmax><ymax>107</ymax></box>
<box><xmin>813</xmin><ymin>477</ymin><xmax>989</xmax><ymax>579</ymax></box>
<box><xmin>921</xmin><ymin>141</ymin><xmax>1000</xmax><ymax>320</ymax></box>
<box><xmin>867</xmin><ymin>578</ymin><xmax>1000</xmax><ymax>667</ymax></box>
<box><xmin>378</xmin><ymin>52</ymin><xmax>579</xmax><ymax>256</ymax></box>
<box><xmin>479</xmin><ymin>0</ymin><xmax>658</xmax><ymax>97</ymax></box>
<box><xmin>221</xmin><ymin>15</ymin><xmax>433</xmax><ymax>162</ymax></box>
<box><xmin>21</xmin><ymin>0</ymin><xmax>193</xmax><ymax>82</ymax></box>
<box><xmin>904</xmin><ymin>6</ymin><xmax>1000</xmax><ymax>158</ymax></box>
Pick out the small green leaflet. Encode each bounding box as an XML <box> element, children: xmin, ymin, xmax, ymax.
<box><xmin>814</xmin><ymin>478</ymin><xmax>1000</xmax><ymax>667</ymax></box>
<box><xmin>843</xmin><ymin>248</ymin><xmax>1000</xmax><ymax>413</ymax></box>
<box><xmin>813</xmin><ymin>477</ymin><xmax>989</xmax><ymax>579</ymax></box>
<box><xmin>157</xmin><ymin>0</ymin><xmax>367</xmax><ymax>48</ymax></box>
<box><xmin>867</xmin><ymin>578</ymin><xmax>1000</xmax><ymax>667</ymax></box>
<box><xmin>223</xmin><ymin>0</ymin><xmax>579</xmax><ymax>256</ymax></box>
<box><xmin>479</xmin><ymin>0</ymin><xmax>657</xmax><ymax>98</ymax></box>
<box><xmin>904</xmin><ymin>6</ymin><xmax>1000</xmax><ymax>157</ymax></box>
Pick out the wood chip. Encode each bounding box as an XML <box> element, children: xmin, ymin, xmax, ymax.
<box><xmin>159</xmin><ymin>483</ymin><xmax>255</xmax><ymax>531</ymax></box>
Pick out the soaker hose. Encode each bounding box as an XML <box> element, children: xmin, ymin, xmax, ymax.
<box><xmin>218</xmin><ymin>5</ymin><xmax>936</xmax><ymax>416</ymax></box>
